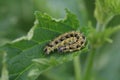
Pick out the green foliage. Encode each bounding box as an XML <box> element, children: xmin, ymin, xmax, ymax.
<box><xmin>0</xmin><ymin>10</ymin><xmax>88</xmax><ymax>80</ymax></box>
<box><xmin>88</xmin><ymin>25</ymin><xmax>120</xmax><ymax>48</ymax></box>
<box><xmin>94</xmin><ymin>0</ymin><xmax>120</xmax><ymax>29</ymax></box>
<box><xmin>1</xmin><ymin>0</ymin><xmax>120</xmax><ymax>80</ymax></box>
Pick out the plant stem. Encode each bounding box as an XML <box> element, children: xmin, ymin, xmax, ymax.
<box><xmin>96</xmin><ymin>22</ymin><xmax>103</xmax><ymax>32</ymax></box>
<box><xmin>83</xmin><ymin>15</ymin><xmax>113</xmax><ymax>80</ymax></box>
<box><xmin>1</xmin><ymin>51</ymin><xmax>9</xmax><ymax>80</ymax></box>
<box><xmin>83</xmin><ymin>48</ymin><xmax>95</xmax><ymax>80</ymax></box>
<box><xmin>96</xmin><ymin>15</ymin><xmax>114</xmax><ymax>32</ymax></box>
<box><xmin>73</xmin><ymin>55</ymin><xmax>82</xmax><ymax>80</ymax></box>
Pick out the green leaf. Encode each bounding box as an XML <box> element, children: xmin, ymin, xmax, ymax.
<box><xmin>35</xmin><ymin>9</ymin><xmax>79</xmax><ymax>33</ymax></box>
<box><xmin>0</xmin><ymin>10</ymin><xmax>88</xmax><ymax>80</ymax></box>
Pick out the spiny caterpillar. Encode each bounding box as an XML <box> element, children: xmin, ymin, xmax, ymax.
<box><xmin>44</xmin><ymin>31</ymin><xmax>86</xmax><ymax>54</ymax></box>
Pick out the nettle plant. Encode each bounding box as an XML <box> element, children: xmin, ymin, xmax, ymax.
<box><xmin>0</xmin><ymin>0</ymin><xmax>120</xmax><ymax>80</ymax></box>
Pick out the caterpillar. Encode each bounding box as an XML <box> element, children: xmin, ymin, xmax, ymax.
<box><xmin>44</xmin><ymin>31</ymin><xmax>86</xmax><ymax>54</ymax></box>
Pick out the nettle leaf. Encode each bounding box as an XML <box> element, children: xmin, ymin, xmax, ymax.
<box><xmin>0</xmin><ymin>10</ymin><xmax>88</xmax><ymax>80</ymax></box>
<box><xmin>35</xmin><ymin>9</ymin><xmax>79</xmax><ymax>32</ymax></box>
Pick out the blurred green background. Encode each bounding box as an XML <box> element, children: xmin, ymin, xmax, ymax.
<box><xmin>0</xmin><ymin>0</ymin><xmax>120</xmax><ymax>80</ymax></box>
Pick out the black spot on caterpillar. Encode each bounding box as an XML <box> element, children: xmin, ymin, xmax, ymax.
<box><xmin>44</xmin><ymin>31</ymin><xmax>86</xmax><ymax>54</ymax></box>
